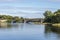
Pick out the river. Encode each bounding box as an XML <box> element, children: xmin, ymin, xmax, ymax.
<box><xmin>0</xmin><ymin>23</ymin><xmax>60</xmax><ymax>40</ymax></box>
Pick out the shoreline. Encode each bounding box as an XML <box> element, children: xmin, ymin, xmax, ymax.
<box><xmin>33</xmin><ymin>22</ymin><xmax>60</xmax><ymax>27</ymax></box>
<box><xmin>52</xmin><ymin>23</ymin><xmax>60</xmax><ymax>27</ymax></box>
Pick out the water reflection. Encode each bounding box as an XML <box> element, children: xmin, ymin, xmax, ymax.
<box><xmin>45</xmin><ymin>24</ymin><xmax>60</xmax><ymax>34</ymax></box>
<box><xmin>0</xmin><ymin>23</ymin><xmax>19</xmax><ymax>28</ymax></box>
<box><xmin>0</xmin><ymin>23</ymin><xmax>60</xmax><ymax>34</ymax></box>
<box><xmin>45</xmin><ymin>24</ymin><xmax>60</xmax><ymax>40</ymax></box>
<box><xmin>0</xmin><ymin>23</ymin><xmax>60</xmax><ymax>40</ymax></box>
<box><xmin>0</xmin><ymin>23</ymin><xmax>8</xmax><ymax>28</ymax></box>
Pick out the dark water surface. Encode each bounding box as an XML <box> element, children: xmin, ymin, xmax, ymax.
<box><xmin>0</xmin><ymin>23</ymin><xmax>60</xmax><ymax>40</ymax></box>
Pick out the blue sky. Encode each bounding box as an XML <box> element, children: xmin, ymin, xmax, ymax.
<box><xmin>0</xmin><ymin>0</ymin><xmax>60</xmax><ymax>18</ymax></box>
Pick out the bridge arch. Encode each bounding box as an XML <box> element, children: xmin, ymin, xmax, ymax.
<box><xmin>23</xmin><ymin>18</ymin><xmax>44</xmax><ymax>23</ymax></box>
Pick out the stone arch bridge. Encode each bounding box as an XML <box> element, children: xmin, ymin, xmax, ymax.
<box><xmin>24</xmin><ymin>18</ymin><xmax>44</xmax><ymax>23</ymax></box>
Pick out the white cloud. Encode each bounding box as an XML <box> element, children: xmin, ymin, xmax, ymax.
<box><xmin>0</xmin><ymin>6</ymin><xmax>44</xmax><ymax>13</ymax></box>
<box><xmin>0</xmin><ymin>9</ymin><xmax>44</xmax><ymax>18</ymax></box>
<box><xmin>0</xmin><ymin>6</ymin><xmax>56</xmax><ymax>18</ymax></box>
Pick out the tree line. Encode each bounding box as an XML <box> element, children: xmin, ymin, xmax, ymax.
<box><xmin>0</xmin><ymin>15</ymin><xmax>24</xmax><ymax>23</ymax></box>
<box><xmin>0</xmin><ymin>9</ymin><xmax>60</xmax><ymax>23</ymax></box>
<box><xmin>44</xmin><ymin>9</ymin><xmax>60</xmax><ymax>23</ymax></box>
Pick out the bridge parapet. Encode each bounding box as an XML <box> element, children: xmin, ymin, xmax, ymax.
<box><xmin>23</xmin><ymin>18</ymin><xmax>44</xmax><ymax>23</ymax></box>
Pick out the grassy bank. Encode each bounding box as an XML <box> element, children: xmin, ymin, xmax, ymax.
<box><xmin>33</xmin><ymin>22</ymin><xmax>51</xmax><ymax>25</ymax></box>
<box><xmin>33</xmin><ymin>22</ymin><xmax>60</xmax><ymax>27</ymax></box>
<box><xmin>52</xmin><ymin>23</ymin><xmax>60</xmax><ymax>27</ymax></box>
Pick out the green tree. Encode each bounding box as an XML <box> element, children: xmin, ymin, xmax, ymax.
<box><xmin>44</xmin><ymin>9</ymin><xmax>60</xmax><ymax>23</ymax></box>
<box><xmin>44</xmin><ymin>11</ymin><xmax>53</xmax><ymax>18</ymax></box>
<box><xmin>43</xmin><ymin>10</ymin><xmax>54</xmax><ymax>23</ymax></box>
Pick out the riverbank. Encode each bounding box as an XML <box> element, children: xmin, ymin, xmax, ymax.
<box><xmin>33</xmin><ymin>22</ymin><xmax>51</xmax><ymax>25</ymax></box>
<box><xmin>52</xmin><ymin>23</ymin><xmax>60</xmax><ymax>27</ymax></box>
<box><xmin>33</xmin><ymin>22</ymin><xmax>60</xmax><ymax>27</ymax></box>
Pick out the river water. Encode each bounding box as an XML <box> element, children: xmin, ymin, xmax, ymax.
<box><xmin>0</xmin><ymin>23</ymin><xmax>60</xmax><ymax>40</ymax></box>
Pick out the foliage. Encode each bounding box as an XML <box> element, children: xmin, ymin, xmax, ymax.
<box><xmin>0</xmin><ymin>15</ymin><xmax>24</xmax><ymax>23</ymax></box>
<box><xmin>44</xmin><ymin>9</ymin><xmax>60</xmax><ymax>23</ymax></box>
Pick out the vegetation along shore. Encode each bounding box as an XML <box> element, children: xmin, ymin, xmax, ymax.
<box><xmin>44</xmin><ymin>9</ymin><xmax>60</xmax><ymax>27</ymax></box>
